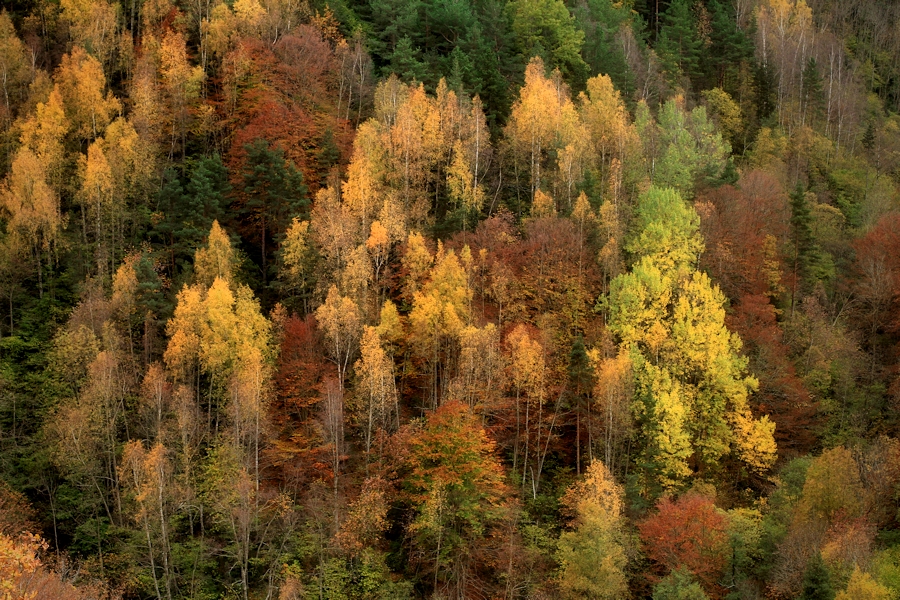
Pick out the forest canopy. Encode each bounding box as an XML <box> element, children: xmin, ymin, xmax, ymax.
<box><xmin>0</xmin><ymin>0</ymin><xmax>899</xmax><ymax>598</ymax></box>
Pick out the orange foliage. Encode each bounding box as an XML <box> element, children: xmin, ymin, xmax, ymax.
<box><xmin>266</xmin><ymin>314</ymin><xmax>332</xmax><ymax>487</ymax></box>
<box><xmin>638</xmin><ymin>492</ymin><xmax>729</xmax><ymax>597</ymax></box>
<box><xmin>220</xmin><ymin>33</ymin><xmax>353</xmax><ymax>196</ymax></box>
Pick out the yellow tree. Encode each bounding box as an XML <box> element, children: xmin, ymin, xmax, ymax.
<box><xmin>605</xmin><ymin>187</ymin><xmax>776</xmax><ymax>495</ymax></box>
<box><xmin>194</xmin><ymin>220</ymin><xmax>238</xmax><ymax>287</ymax></box>
<box><xmin>19</xmin><ymin>88</ymin><xmax>69</xmax><ymax>192</ymax></box>
<box><xmin>408</xmin><ymin>243</ymin><xmax>471</xmax><ymax>408</ymax></box>
<box><xmin>557</xmin><ymin>460</ymin><xmax>629</xmax><ymax>599</ymax></box>
<box><xmin>60</xmin><ymin>0</ymin><xmax>119</xmax><ymax>67</ymax></box>
<box><xmin>506</xmin><ymin>324</ymin><xmax>547</xmax><ymax>495</ymax></box>
<box><xmin>505</xmin><ymin>57</ymin><xmax>581</xmax><ymax>210</ymax></box>
<box><xmin>0</xmin><ymin>148</ymin><xmax>61</xmax><ymax>295</ymax></box>
<box><xmin>354</xmin><ymin>326</ymin><xmax>398</xmax><ymax>457</ymax></box>
<box><xmin>120</xmin><ymin>441</ymin><xmax>175</xmax><ymax>600</ymax></box>
<box><xmin>449</xmin><ymin>324</ymin><xmax>503</xmax><ymax>414</ymax></box>
<box><xmin>315</xmin><ymin>285</ymin><xmax>363</xmax><ymax>394</ymax></box>
<box><xmin>159</xmin><ymin>30</ymin><xmax>204</xmax><ymax>156</ymax></box>
<box><xmin>579</xmin><ymin>74</ymin><xmax>638</xmax><ymax>193</ymax></box>
<box><xmin>55</xmin><ymin>46</ymin><xmax>121</xmax><ymax>142</ymax></box>
<box><xmin>0</xmin><ymin>11</ymin><xmax>30</xmax><ymax>127</ymax></box>
<box><xmin>77</xmin><ymin>139</ymin><xmax>115</xmax><ymax>273</ymax></box>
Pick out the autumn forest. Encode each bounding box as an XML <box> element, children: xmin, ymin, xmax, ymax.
<box><xmin>1</xmin><ymin>0</ymin><xmax>900</xmax><ymax>598</ymax></box>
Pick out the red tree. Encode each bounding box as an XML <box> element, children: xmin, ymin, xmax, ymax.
<box><xmin>638</xmin><ymin>493</ymin><xmax>729</xmax><ymax>597</ymax></box>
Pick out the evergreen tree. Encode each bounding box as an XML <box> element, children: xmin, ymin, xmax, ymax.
<box><xmin>801</xmin><ymin>554</ymin><xmax>834</xmax><ymax>600</ymax></box>
<box><xmin>801</xmin><ymin>57</ymin><xmax>825</xmax><ymax>127</ymax></box>
<box><xmin>704</xmin><ymin>0</ymin><xmax>754</xmax><ymax>90</ymax></box>
<box><xmin>389</xmin><ymin>36</ymin><xmax>428</xmax><ymax>83</ymax></box>
<box><xmin>573</xmin><ymin>0</ymin><xmax>635</xmax><ymax>97</ymax></box>
<box><xmin>655</xmin><ymin>0</ymin><xmax>702</xmax><ymax>84</ymax></box>
<box><xmin>240</xmin><ymin>139</ymin><xmax>308</xmax><ymax>281</ymax></box>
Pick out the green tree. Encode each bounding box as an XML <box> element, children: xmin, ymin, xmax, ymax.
<box><xmin>604</xmin><ymin>187</ymin><xmax>776</xmax><ymax>494</ymax></box>
<box><xmin>655</xmin><ymin>0</ymin><xmax>701</xmax><ymax>84</ymax></box>
<box><xmin>239</xmin><ymin>139</ymin><xmax>308</xmax><ymax>281</ymax></box>
<box><xmin>801</xmin><ymin>553</ymin><xmax>834</xmax><ymax>600</ymax></box>
<box><xmin>509</xmin><ymin>0</ymin><xmax>588</xmax><ymax>85</ymax></box>
<box><xmin>653</xmin><ymin>566</ymin><xmax>709</xmax><ymax>600</ymax></box>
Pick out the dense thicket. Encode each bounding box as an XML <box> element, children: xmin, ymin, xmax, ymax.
<box><xmin>0</xmin><ymin>0</ymin><xmax>899</xmax><ymax>598</ymax></box>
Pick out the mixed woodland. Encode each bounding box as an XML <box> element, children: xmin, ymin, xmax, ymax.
<box><xmin>1</xmin><ymin>0</ymin><xmax>900</xmax><ymax>598</ymax></box>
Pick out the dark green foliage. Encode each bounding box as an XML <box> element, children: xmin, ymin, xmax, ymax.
<box><xmin>703</xmin><ymin>0</ymin><xmax>754</xmax><ymax>91</ymax></box>
<box><xmin>655</xmin><ymin>0</ymin><xmax>701</xmax><ymax>84</ymax></box>
<box><xmin>801</xmin><ymin>553</ymin><xmax>834</xmax><ymax>600</ymax></box>
<box><xmin>152</xmin><ymin>155</ymin><xmax>230</xmax><ymax>274</ymax></box>
<box><xmin>239</xmin><ymin>139</ymin><xmax>308</xmax><ymax>281</ymax></box>
<box><xmin>801</xmin><ymin>58</ymin><xmax>825</xmax><ymax>126</ymax></box>
<box><xmin>573</xmin><ymin>0</ymin><xmax>636</xmax><ymax>97</ymax></box>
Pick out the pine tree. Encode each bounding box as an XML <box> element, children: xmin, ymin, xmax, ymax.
<box><xmin>801</xmin><ymin>57</ymin><xmax>825</xmax><ymax>127</ymax></box>
<box><xmin>240</xmin><ymin>139</ymin><xmax>308</xmax><ymax>281</ymax></box>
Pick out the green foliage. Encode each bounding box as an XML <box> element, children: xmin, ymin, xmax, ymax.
<box><xmin>655</xmin><ymin>0</ymin><xmax>701</xmax><ymax>84</ymax></box>
<box><xmin>653</xmin><ymin>566</ymin><xmax>710</xmax><ymax>600</ymax></box>
<box><xmin>801</xmin><ymin>553</ymin><xmax>835</xmax><ymax>600</ymax></box>
<box><xmin>652</xmin><ymin>100</ymin><xmax>731</xmax><ymax>196</ymax></box>
<box><xmin>606</xmin><ymin>187</ymin><xmax>774</xmax><ymax>493</ymax></box>
<box><xmin>509</xmin><ymin>0</ymin><xmax>589</xmax><ymax>85</ymax></box>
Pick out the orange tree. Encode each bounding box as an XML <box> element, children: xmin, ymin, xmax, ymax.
<box><xmin>402</xmin><ymin>400</ymin><xmax>511</xmax><ymax>596</ymax></box>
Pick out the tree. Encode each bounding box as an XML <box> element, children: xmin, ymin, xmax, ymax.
<box><xmin>504</xmin><ymin>57</ymin><xmax>580</xmax><ymax>209</ymax></box>
<box><xmin>194</xmin><ymin>220</ymin><xmax>238</xmax><ymax>288</ymax></box>
<box><xmin>55</xmin><ymin>46</ymin><xmax>121</xmax><ymax>142</ymax></box>
<box><xmin>0</xmin><ymin>11</ymin><xmax>30</xmax><ymax>128</ymax></box>
<box><xmin>557</xmin><ymin>460</ymin><xmax>629</xmax><ymax>599</ymax></box>
<box><xmin>404</xmin><ymin>401</ymin><xmax>509</xmax><ymax>596</ymax></box>
<box><xmin>120</xmin><ymin>441</ymin><xmax>175</xmax><ymax>600</ymax></box>
<box><xmin>652</xmin><ymin>566</ymin><xmax>709</xmax><ymax>600</ymax></box>
<box><xmin>506</xmin><ymin>324</ymin><xmax>546</xmax><ymax>493</ymax></box>
<box><xmin>239</xmin><ymin>139</ymin><xmax>308</xmax><ymax>279</ymax></box>
<box><xmin>0</xmin><ymin>148</ymin><xmax>61</xmax><ymax>295</ymax></box>
<box><xmin>508</xmin><ymin>0</ymin><xmax>588</xmax><ymax>84</ymax></box>
<box><xmin>408</xmin><ymin>243</ymin><xmax>471</xmax><ymax>407</ymax></box>
<box><xmin>800</xmin><ymin>553</ymin><xmax>834</xmax><ymax>600</ymax></box>
<box><xmin>655</xmin><ymin>0</ymin><xmax>701</xmax><ymax>84</ymax></box>
<box><xmin>354</xmin><ymin>326</ymin><xmax>398</xmax><ymax>457</ymax></box>
<box><xmin>835</xmin><ymin>567</ymin><xmax>890</xmax><ymax>600</ymax></box>
<box><xmin>606</xmin><ymin>187</ymin><xmax>775</xmax><ymax>493</ymax></box>
<box><xmin>315</xmin><ymin>285</ymin><xmax>363</xmax><ymax>394</ymax></box>
<box><xmin>639</xmin><ymin>492</ymin><xmax>728</xmax><ymax>595</ymax></box>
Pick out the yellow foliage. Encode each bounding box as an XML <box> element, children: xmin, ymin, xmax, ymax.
<box><xmin>835</xmin><ymin>567</ymin><xmax>891</xmax><ymax>600</ymax></box>
<box><xmin>531</xmin><ymin>189</ymin><xmax>557</xmax><ymax>218</ymax></box>
<box><xmin>195</xmin><ymin>221</ymin><xmax>237</xmax><ymax>287</ymax></box>
<box><xmin>55</xmin><ymin>46</ymin><xmax>121</xmax><ymax>141</ymax></box>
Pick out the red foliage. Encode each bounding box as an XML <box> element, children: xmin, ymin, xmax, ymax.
<box><xmin>730</xmin><ymin>293</ymin><xmax>817</xmax><ymax>454</ymax></box>
<box><xmin>218</xmin><ymin>33</ymin><xmax>354</xmax><ymax>195</ymax></box>
<box><xmin>265</xmin><ymin>314</ymin><xmax>332</xmax><ymax>487</ymax></box>
<box><xmin>852</xmin><ymin>212</ymin><xmax>900</xmax><ymax>333</ymax></box>
<box><xmin>696</xmin><ymin>171</ymin><xmax>789</xmax><ymax>300</ymax></box>
<box><xmin>697</xmin><ymin>172</ymin><xmax>817</xmax><ymax>455</ymax></box>
<box><xmin>852</xmin><ymin>212</ymin><xmax>900</xmax><ymax>406</ymax></box>
<box><xmin>638</xmin><ymin>493</ymin><xmax>729</xmax><ymax>597</ymax></box>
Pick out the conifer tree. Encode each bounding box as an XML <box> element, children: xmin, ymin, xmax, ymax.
<box><xmin>655</xmin><ymin>0</ymin><xmax>702</xmax><ymax>84</ymax></box>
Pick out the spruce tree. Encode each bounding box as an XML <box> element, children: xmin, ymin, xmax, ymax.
<box><xmin>801</xmin><ymin>554</ymin><xmax>834</xmax><ymax>600</ymax></box>
<box><xmin>241</xmin><ymin>139</ymin><xmax>308</xmax><ymax>281</ymax></box>
<box><xmin>656</xmin><ymin>0</ymin><xmax>702</xmax><ymax>84</ymax></box>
